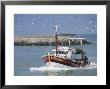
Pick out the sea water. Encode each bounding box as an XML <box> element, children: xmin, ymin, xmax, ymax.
<box><xmin>14</xmin><ymin>34</ymin><xmax>97</xmax><ymax>76</ymax></box>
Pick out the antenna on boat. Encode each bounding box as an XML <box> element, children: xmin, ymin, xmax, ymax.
<box><xmin>54</xmin><ymin>25</ymin><xmax>60</xmax><ymax>33</ymax></box>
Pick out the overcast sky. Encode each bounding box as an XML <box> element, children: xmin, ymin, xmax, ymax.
<box><xmin>14</xmin><ymin>14</ymin><xmax>97</xmax><ymax>36</ymax></box>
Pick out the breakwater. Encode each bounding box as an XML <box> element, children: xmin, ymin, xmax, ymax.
<box><xmin>14</xmin><ymin>36</ymin><xmax>92</xmax><ymax>46</ymax></box>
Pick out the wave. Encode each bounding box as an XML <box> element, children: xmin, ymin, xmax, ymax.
<box><xmin>29</xmin><ymin>62</ymin><xmax>97</xmax><ymax>72</ymax></box>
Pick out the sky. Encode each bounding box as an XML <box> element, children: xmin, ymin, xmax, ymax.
<box><xmin>14</xmin><ymin>14</ymin><xmax>97</xmax><ymax>36</ymax></box>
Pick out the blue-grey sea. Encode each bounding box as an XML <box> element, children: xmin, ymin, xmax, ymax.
<box><xmin>14</xmin><ymin>34</ymin><xmax>97</xmax><ymax>76</ymax></box>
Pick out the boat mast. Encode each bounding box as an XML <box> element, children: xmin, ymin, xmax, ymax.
<box><xmin>55</xmin><ymin>25</ymin><xmax>59</xmax><ymax>56</ymax></box>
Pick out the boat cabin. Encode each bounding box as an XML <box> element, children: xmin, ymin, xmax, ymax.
<box><xmin>52</xmin><ymin>46</ymin><xmax>76</xmax><ymax>59</ymax></box>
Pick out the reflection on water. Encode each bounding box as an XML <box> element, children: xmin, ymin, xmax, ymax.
<box><xmin>44</xmin><ymin>70</ymin><xmax>73</xmax><ymax>76</ymax></box>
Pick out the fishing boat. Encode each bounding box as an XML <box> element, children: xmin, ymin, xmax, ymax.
<box><xmin>41</xmin><ymin>25</ymin><xmax>90</xmax><ymax>67</ymax></box>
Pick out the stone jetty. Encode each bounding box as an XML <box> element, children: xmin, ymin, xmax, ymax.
<box><xmin>14</xmin><ymin>35</ymin><xmax>91</xmax><ymax>46</ymax></box>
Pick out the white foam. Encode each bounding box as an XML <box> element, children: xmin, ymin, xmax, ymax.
<box><xmin>29</xmin><ymin>62</ymin><xmax>97</xmax><ymax>72</ymax></box>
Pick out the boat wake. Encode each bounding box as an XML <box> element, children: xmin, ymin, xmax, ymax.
<box><xmin>29</xmin><ymin>62</ymin><xmax>97</xmax><ymax>72</ymax></box>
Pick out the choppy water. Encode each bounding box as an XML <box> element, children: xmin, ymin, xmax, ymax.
<box><xmin>14</xmin><ymin>34</ymin><xmax>97</xmax><ymax>76</ymax></box>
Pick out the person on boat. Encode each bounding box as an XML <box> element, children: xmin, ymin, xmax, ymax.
<box><xmin>84</xmin><ymin>56</ymin><xmax>88</xmax><ymax>60</ymax></box>
<box><xmin>84</xmin><ymin>56</ymin><xmax>90</xmax><ymax>64</ymax></box>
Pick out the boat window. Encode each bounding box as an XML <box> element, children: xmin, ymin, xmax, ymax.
<box><xmin>57</xmin><ymin>51</ymin><xmax>67</xmax><ymax>54</ymax></box>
